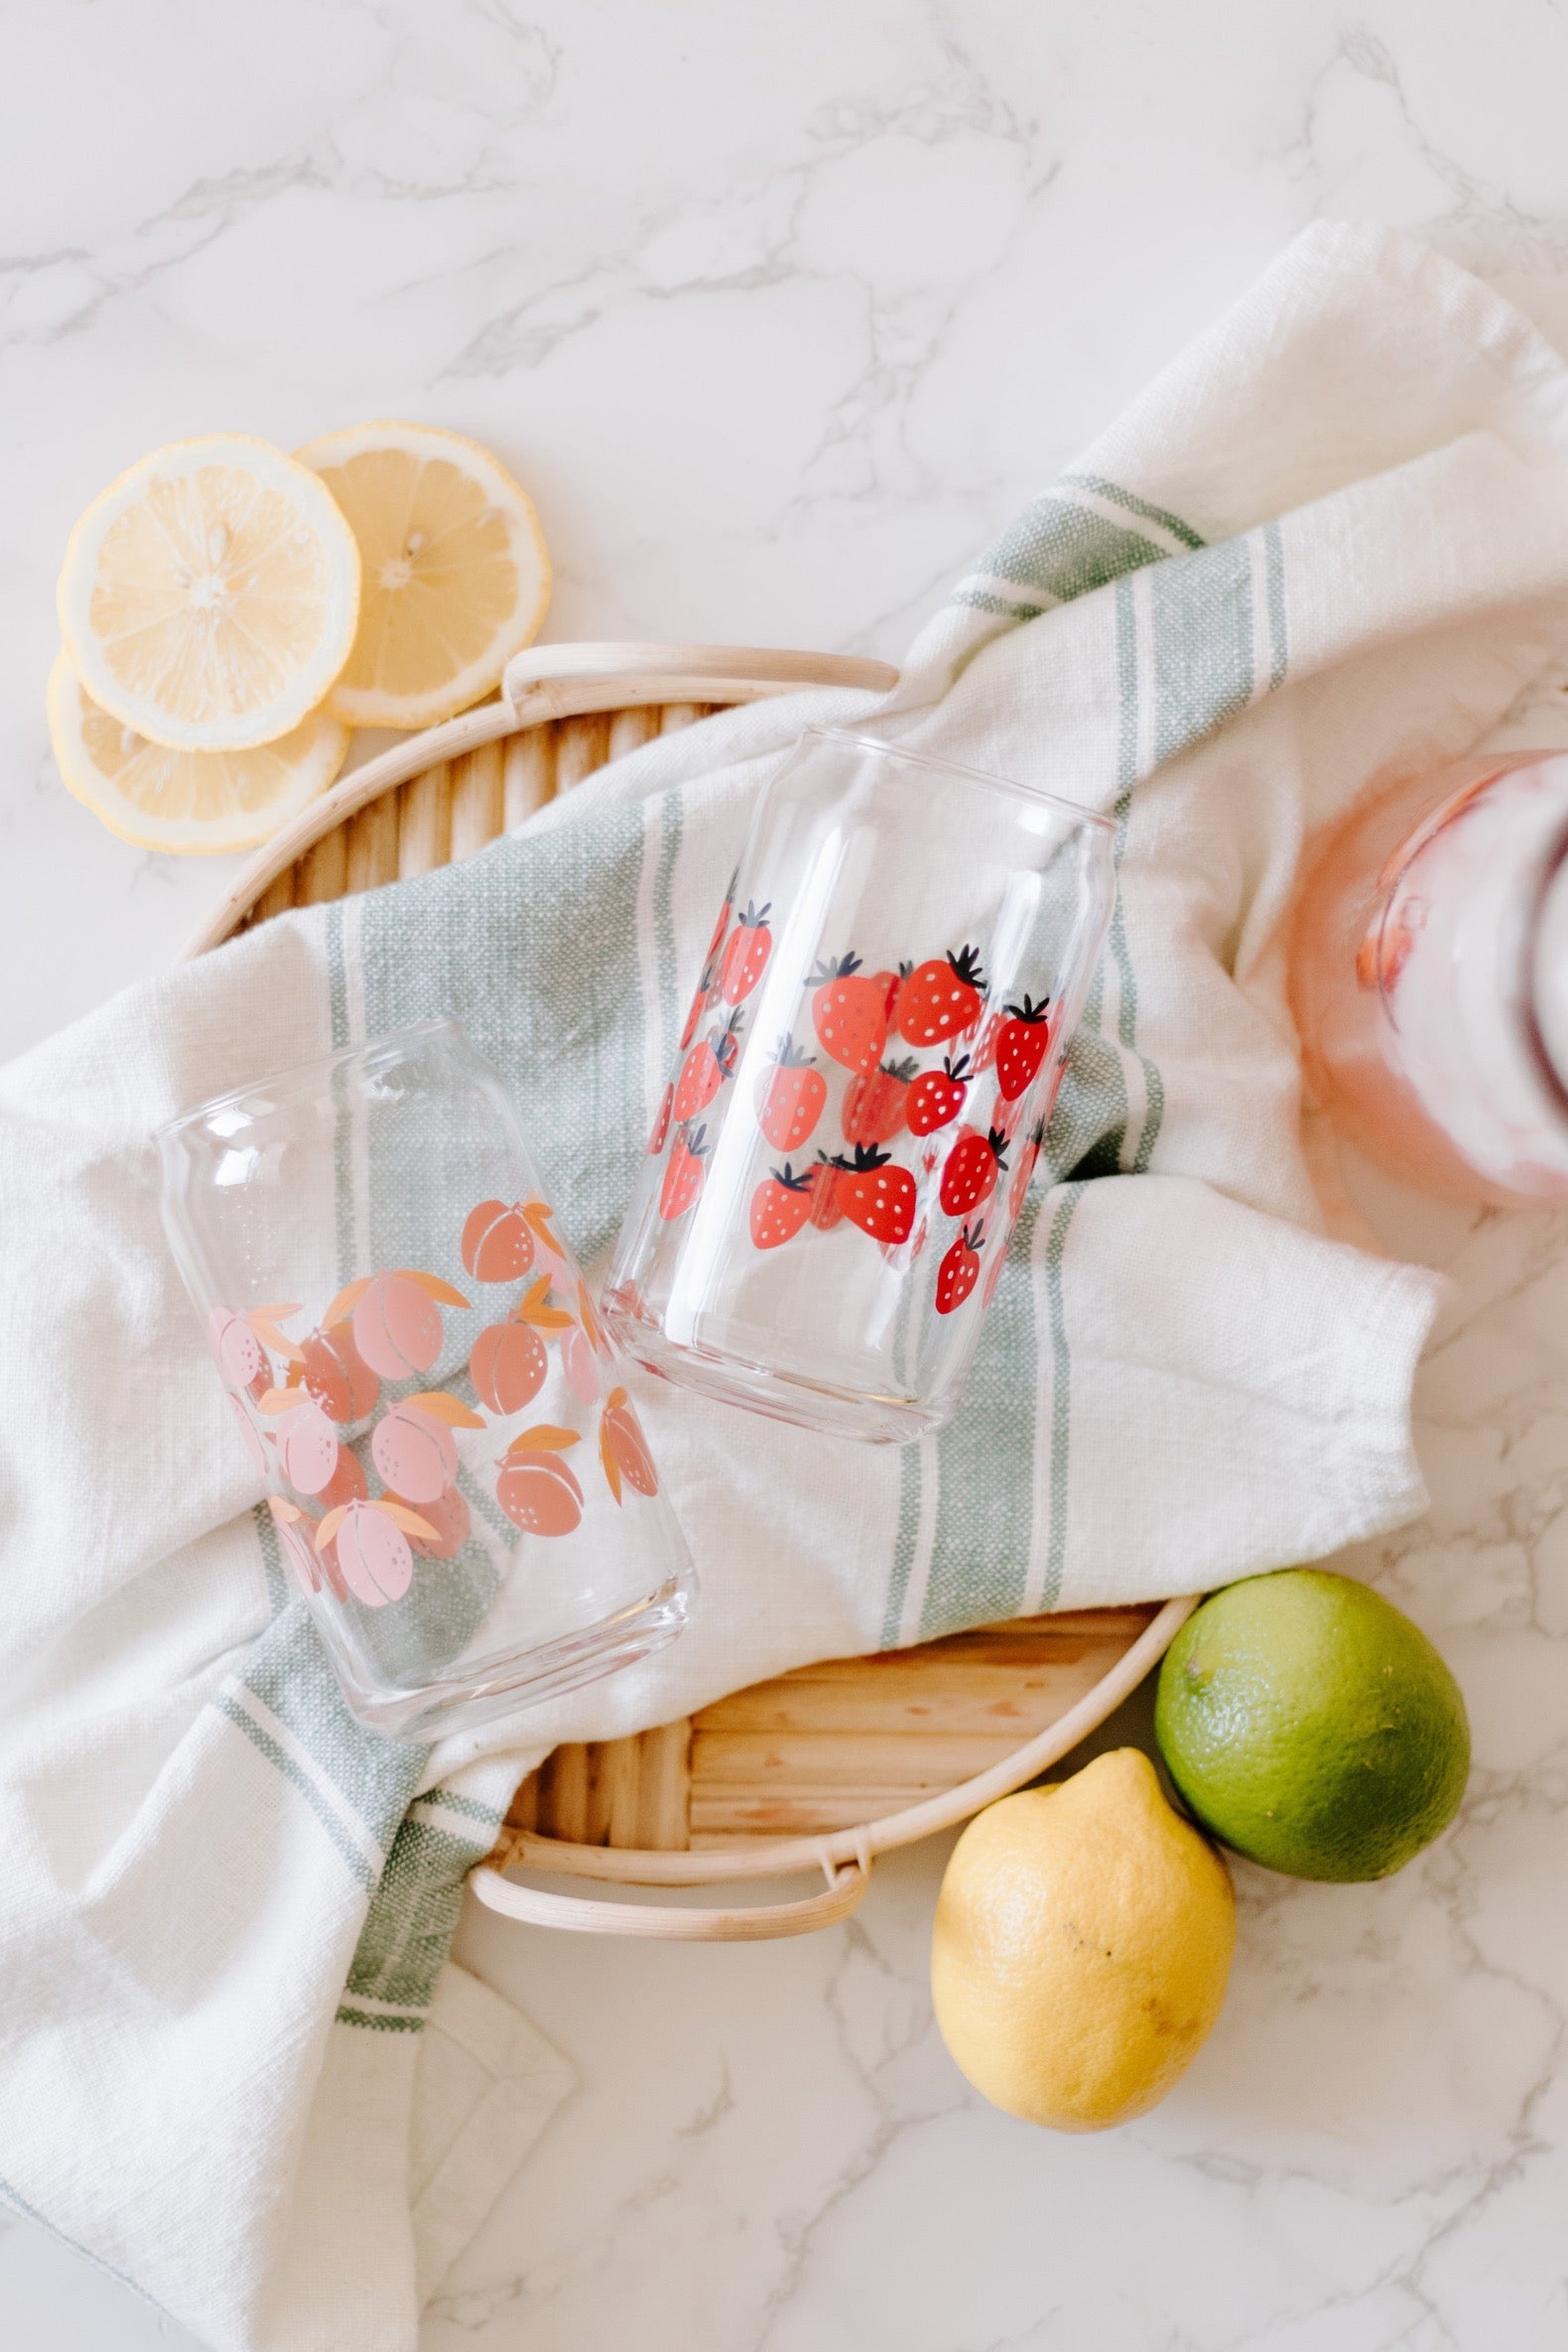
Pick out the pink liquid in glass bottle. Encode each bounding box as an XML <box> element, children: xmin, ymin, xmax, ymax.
<box><xmin>1289</xmin><ymin>751</ymin><xmax>1568</xmax><ymax>1205</ymax></box>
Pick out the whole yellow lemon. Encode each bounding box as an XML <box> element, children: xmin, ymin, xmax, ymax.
<box><xmin>930</xmin><ymin>1749</ymin><xmax>1235</xmax><ymax>2131</ymax></box>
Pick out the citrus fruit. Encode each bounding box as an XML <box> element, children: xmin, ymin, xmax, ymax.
<box><xmin>57</xmin><ymin>434</ymin><xmax>361</xmax><ymax>752</ymax></box>
<box><xmin>294</xmin><ymin>422</ymin><xmax>550</xmax><ymax>728</ymax></box>
<box><xmin>47</xmin><ymin>652</ymin><xmax>348</xmax><ymax>854</ymax></box>
<box><xmin>931</xmin><ymin>1749</ymin><xmax>1235</xmax><ymax>2133</ymax></box>
<box><xmin>1154</xmin><ymin>1568</ymin><xmax>1470</xmax><ymax>1882</ymax></box>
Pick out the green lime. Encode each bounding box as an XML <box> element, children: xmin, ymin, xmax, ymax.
<box><xmin>1154</xmin><ymin>1569</ymin><xmax>1470</xmax><ymax>1882</ymax></box>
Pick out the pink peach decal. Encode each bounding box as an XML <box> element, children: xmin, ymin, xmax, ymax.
<box><xmin>210</xmin><ymin>1308</ymin><xmax>264</xmax><ymax>1394</ymax></box>
<box><xmin>301</xmin><ymin>1324</ymin><xmax>379</xmax><ymax>1423</ymax></box>
<box><xmin>315</xmin><ymin>1498</ymin><xmax>437</xmax><ymax>1609</ymax></box>
<box><xmin>495</xmin><ymin>1424</ymin><xmax>584</xmax><ymax>1536</ymax></box>
<box><xmin>351</xmin><ymin>1272</ymin><xmax>443</xmax><ymax>1380</ymax></box>
<box><xmin>371</xmin><ymin>1401</ymin><xmax>458</xmax><ymax>1503</ymax></box>
<box><xmin>272</xmin><ymin>1399</ymin><xmax>340</xmax><ymax>1497</ymax></box>
<box><xmin>469</xmin><ymin>1320</ymin><xmax>547</xmax><ymax>1415</ymax></box>
<box><xmin>461</xmin><ymin>1199</ymin><xmax>536</xmax><ymax>1283</ymax></box>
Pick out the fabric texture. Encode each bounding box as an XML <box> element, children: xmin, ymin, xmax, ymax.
<box><xmin>7</xmin><ymin>223</ymin><xmax>1568</xmax><ymax>2347</ymax></box>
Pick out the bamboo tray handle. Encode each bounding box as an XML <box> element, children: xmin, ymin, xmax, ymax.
<box><xmin>181</xmin><ymin>642</ymin><xmax>898</xmax><ymax>962</ymax></box>
<box><xmin>468</xmin><ymin>1857</ymin><xmax>871</xmax><ymax>1942</ymax></box>
<box><xmin>470</xmin><ymin>1597</ymin><xmax>1195</xmax><ymax>1937</ymax></box>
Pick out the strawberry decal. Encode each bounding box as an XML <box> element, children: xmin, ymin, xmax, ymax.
<box><xmin>808</xmin><ymin>1151</ymin><xmax>849</xmax><ymax>1229</ymax></box>
<box><xmin>647</xmin><ymin>1081</ymin><xmax>674</xmax><ymax>1155</ymax></box>
<box><xmin>897</xmin><ymin>945</ymin><xmax>986</xmax><ymax>1047</ymax></box>
<box><xmin>811</xmin><ymin>952</ymin><xmax>889</xmax><ymax>1074</ymax></box>
<box><xmin>940</xmin><ymin>1125</ymin><xmax>1007</xmax><ymax>1217</ymax></box>
<box><xmin>1008</xmin><ymin>1121</ymin><xmax>1045</xmax><ymax>1220</ymax></box>
<box><xmin>843</xmin><ymin>1056</ymin><xmax>918</xmax><ymax>1146</ymax></box>
<box><xmin>658</xmin><ymin>1125</ymin><xmax>709</xmax><ymax>1220</ymax></box>
<box><xmin>674</xmin><ymin>1008</ymin><xmax>742</xmax><ymax>1120</ymax></box>
<box><xmin>838</xmin><ymin>1144</ymin><xmax>916</xmax><ymax>1245</ymax></box>
<box><xmin>936</xmin><ymin>1222</ymin><xmax>984</xmax><ymax>1314</ymax></box>
<box><xmin>969</xmin><ymin>1006</ymin><xmax>1003</xmax><ymax>1073</ymax></box>
<box><xmin>719</xmin><ymin>902</ymin><xmax>772</xmax><ymax>1005</ymax></box>
<box><xmin>755</xmin><ymin>1037</ymin><xmax>826</xmax><ymax>1152</ymax></box>
<box><xmin>906</xmin><ymin>1054</ymin><xmax>970</xmax><ymax>1136</ymax></box>
<box><xmin>994</xmin><ymin>995</ymin><xmax>1052</xmax><ymax>1100</ymax></box>
<box><xmin>750</xmin><ymin>1164</ymin><xmax>814</xmax><ymax>1249</ymax></box>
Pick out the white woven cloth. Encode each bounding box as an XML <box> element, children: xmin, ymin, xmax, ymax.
<box><xmin>6</xmin><ymin>224</ymin><xmax>1568</xmax><ymax>2349</ymax></box>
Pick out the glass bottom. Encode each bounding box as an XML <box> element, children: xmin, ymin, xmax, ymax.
<box><xmin>601</xmin><ymin>1290</ymin><xmax>944</xmax><ymax>1445</ymax></box>
<box><xmin>330</xmin><ymin>1571</ymin><xmax>695</xmax><ymax>1743</ymax></box>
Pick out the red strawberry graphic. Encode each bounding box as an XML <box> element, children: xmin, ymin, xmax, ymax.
<box><xmin>674</xmin><ymin>1009</ymin><xmax>742</xmax><ymax>1121</ymax></box>
<box><xmin>1008</xmin><ymin>1121</ymin><xmax>1045</xmax><ymax>1220</ymax></box>
<box><xmin>936</xmin><ymin>1221</ymin><xmax>984</xmax><ymax>1314</ymax></box>
<box><xmin>719</xmin><ymin>902</ymin><xmax>772</xmax><ymax>1004</ymax></box>
<box><xmin>940</xmin><ymin>1125</ymin><xmax>1007</xmax><ymax>1217</ymax></box>
<box><xmin>994</xmin><ymin>995</ymin><xmax>1052</xmax><ymax>1101</ymax></box>
<box><xmin>842</xmin><ymin>1056</ymin><xmax>918</xmax><ymax>1146</ymax></box>
<box><xmin>750</xmin><ymin>1164</ymin><xmax>813</xmax><ymax>1249</ymax></box>
<box><xmin>906</xmin><ymin>1053</ymin><xmax>971</xmax><ymax>1136</ymax></box>
<box><xmin>838</xmin><ymin>1144</ymin><xmax>916</xmax><ymax>1244</ymax></box>
<box><xmin>808</xmin><ymin>1151</ymin><xmax>849</xmax><ymax>1229</ymax></box>
<box><xmin>897</xmin><ymin>946</ymin><xmax>987</xmax><ymax>1047</ymax></box>
<box><xmin>755</xmin><ymin>1037</ymin><xmax>826</xmax><ymax>1152</ymax></box>
<box><xmin>811</xmin><ymin>953</ymin><xmax>889</xmax><ymax>1074</ymax></box>
<box><xmin>647</xmin><ymin>1081</ymin><xmax>674</xmax><ymax>1155</ymax></box>
<box><xmin>658</xmin><ymin>1125</ymin><xmax>709</xmax><ymax>1220</ymax></box>
<box><xmin>871</xmin><ymin>963</ymin><xmax>911</xmax><ymax>1031</ymax></box>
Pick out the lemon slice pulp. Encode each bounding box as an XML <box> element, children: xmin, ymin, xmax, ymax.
<box><xmin>47</xmin><ymin>652</ymin><xmax>349</xmax><ymax>854</ymax></box>
<box><xmin>295</xmin><ymin>421</ymin><xmax>551</xmax><ymax>729</ymax></box>
<box><xmin>57</xmin><ymin>434</ymin><xmax>361</xmax><ymax>754</ymax></box>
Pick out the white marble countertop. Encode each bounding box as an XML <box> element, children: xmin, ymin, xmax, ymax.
<box><xmin>5</xmin><ymin>5</ymin><xmax>1568</xmax><ymax>2348</ymax></box>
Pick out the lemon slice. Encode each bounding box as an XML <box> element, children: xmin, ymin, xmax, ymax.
<box><xmin>295</xmin><ymin>422</ymin><xmax>551</xmax><ymax>728</ymax></box>
<box><xmin>57</xmin><ymin>434</ymin><xmax>361</xmax><ymax>753</ymax></box>
<box><xmin>47</xmin><ymin>651</ymin><xmax>348</xmax><ymax>854</ymax></box>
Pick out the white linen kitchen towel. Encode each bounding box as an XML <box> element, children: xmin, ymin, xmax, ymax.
<box><xmin>7</xmin><ymin>223</ymin><xmax>1568</xmax><ymax>2349</ymax></box>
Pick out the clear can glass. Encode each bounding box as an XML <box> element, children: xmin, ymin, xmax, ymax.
<box><xmin>604</xmin><ymin>725</ymin><xmax>1115</xmax><ymax>1442</ymax></box>
<box><xmin>158</xmin><ymin>1020</ymin><xmax>694</xmax><ymax>1742</ymax></box>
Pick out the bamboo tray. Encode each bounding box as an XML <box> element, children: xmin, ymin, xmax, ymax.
<box><xmin>188</xmin><ymin>640</ymin><xmax>1195</xmax><ymax>1940</ymax></box>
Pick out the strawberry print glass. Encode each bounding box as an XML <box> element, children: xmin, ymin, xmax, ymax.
<box><xmin>159</xmin><ymin>1020</ymin><xmax>694</xmax><ymax>1741</ymax></box>
<box><xmin>605</xmin><ymin>726</ymin><xmax>1115</xmax><ymax>1443</ymax></box>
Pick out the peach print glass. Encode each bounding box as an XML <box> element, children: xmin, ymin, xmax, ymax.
<box><xmin>1289</xmin><ymin>751</ymin><xmax>1568</xmax><ymax>1203</ymax></box>
<box><xmin>158</xmin><ymin>1020</ymin><xmax>694</xmax><ymax>1741</ymax></box>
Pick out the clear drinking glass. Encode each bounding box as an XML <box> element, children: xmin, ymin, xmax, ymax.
<box><xmin>158</xmin><ymin>1020</ymin><xmax>695</xmax><ymax>1741</ymax></box>
<box><xmin>604</xmin><ymin>725</ymin><xmax>1115</xmax><ymax>1442</ymax></box>
<box><xmin>1289</xmin><ymin>750</ymin><xmax>1568</xmax><ymax>1204</ymax></box>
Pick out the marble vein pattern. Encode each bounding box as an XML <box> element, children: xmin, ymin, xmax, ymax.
<box><xmin>4</xmin><ymin>2</ymin><xmax>1568</xmax><ymax>2347</ymax></box>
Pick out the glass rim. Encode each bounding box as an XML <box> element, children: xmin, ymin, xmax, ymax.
<box><xmin>154</xmin><ymin>1016</ymin><xmax>465</xmax><ymax>1141</ymax></box>
<box><xmin>799</xmin><ymin>724</ymin><xmax>1116</xmax><ymax>834</ymax></box>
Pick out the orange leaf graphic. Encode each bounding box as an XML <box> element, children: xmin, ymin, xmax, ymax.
<box><xmin>315</xmin><ymin>1505</ymin><xmax>349</xmax><ymax>1552</ymax></box>
<box><xmin>503</xmin><ymin>1423</ymin><xmax>582</xmax><ymax>1458</ymax></box>
<box><xmin>377</xmin><ymin>1501</ymin><xmax>440</xmax><ymax>1541</ymax></box>
<box><xmin>267</xmin><ymin>1495</ymin><xmax>304</xmax><ymax>1523</ymax></box>
<box><xmin>257</xmin><ymin>1387</ymin><xmax>301</xmax><ymax>1416</ymax></box>
<box><xmin>403</xmin><ymin>1389</ymin><xmax>486</xmax><ymax>1429</ymax></box>
<box><xmin>322</xmin><ymin>1277</ymin><xmax>373</xmax><ymax>1328</ymax></box>
<box><xmin>598</xmin><ymin>1418</ymin><xmax>623</xmax><ymax>1505</ymax></box>
<box><xmin>397</xmin><ymin>1268</ymin><xmax>470</xmax><ymax>1307</ymax></box>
